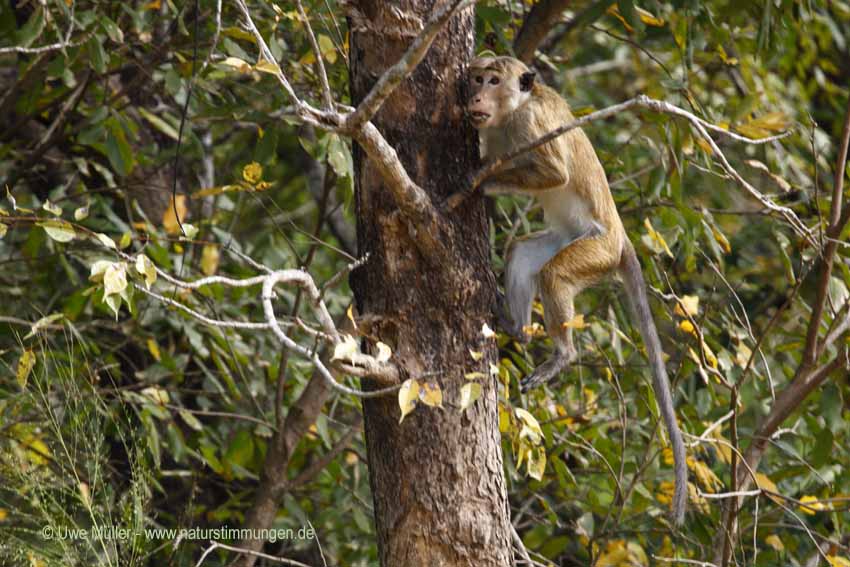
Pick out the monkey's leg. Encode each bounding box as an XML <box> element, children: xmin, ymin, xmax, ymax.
<box><xmin>503</xmin><ymin>230</ymin><xmax>568</xmax><ymax>341</ymax></box>
<box><xmin>520</xmin><ymin>271</ymin><xmax>578</xmax><ymax>391</ymax></box>
<box><xmin>520</xmin><ymin>234</ymin><xmax>620</xmax><ymax>392</ymax></box>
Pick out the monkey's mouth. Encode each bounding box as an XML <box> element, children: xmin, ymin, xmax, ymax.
<box><xmin>469</xmin><ymin>111</ymin><xmax>491</xmax><ymax>125</ymax></box>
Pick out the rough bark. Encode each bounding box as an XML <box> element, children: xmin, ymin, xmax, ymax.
<box><xmin>348</xmin><ymin>1</ymin><xmax>512</xmax><ymax>565</ymax></box>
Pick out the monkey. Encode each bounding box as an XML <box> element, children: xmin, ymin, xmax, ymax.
<box><xmin>452</xmin><ymin>55</ymin><xmax>687</xmax><ymax>525</ymax></box>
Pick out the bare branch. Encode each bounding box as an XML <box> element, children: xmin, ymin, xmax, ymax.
<box><xmin>513</xmin><ymin>0</ymin><xmax>570</xmax><ymax>63</ymax></box>
<box><xmin>344</xmin><ymin>0</ymin><xmax>475</xmax><ymax>130</ymax></box>
<box><xmin>196</xmin><ymin>541</ymin><xmax>313</xmax><ymax>567</ymax></box>
<box><xmin>803</xmin><ymin>96</ymin><xmax>850</xmax><ymax>364</ymax></box>
<box><xmin>295</xmin><ymin>0</ymin><xmax>334</xmax><ymax>110</ymax></box>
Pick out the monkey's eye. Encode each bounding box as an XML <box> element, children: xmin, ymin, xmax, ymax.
<box><xmin>489</xmin><ymin>77</ymin><xmax>500</xmax><ymax>85</ymax></box>
<box><xmin>474</xmin><ymin>76</ymin><xmax>483</xmax><ymax>84</ymax></box>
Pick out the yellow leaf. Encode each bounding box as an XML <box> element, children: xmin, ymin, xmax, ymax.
<box><xmin>162</xmin><ymin>195</ymin><xmax>188</xmax><ymax>235</ymax></box>
<box><xmin>562</xmin><ymin>314</ymin><xmax>586</xmax><ymax>329</ymax></box>
<box><xmin>398</xmin><ymin>378</ymin><xmax>420</xmax><ymax>423</ymax></box>
<box><xmin>318</xmin><ymin>34</ymin><xmax>337</xmax><ymax>63</ymax></box>
<box><xmin>527</xmin><ymin>445</ymin><xmax>546</xmax><ymax>481</ymax></box>
<box><xmin>0</xmin><ymin>223</ymin><xmax>7</xmax><ymax>238</ymax></box>
<box><xmin>595</xmin><ymin>540</ymin><xmax>648</xmax><ymax>567</ymax></box>
<box><xmin>828</xmin><ymin>556</ymin><xmax>850</xmax><ymax>567</ymax></box>
<box><xmin>642</xmin><ymin>218</ymin><xmax>674</xmax><ymax>258</ymax></box>
<box><xmin>735</xmin><ymin>112</ymin><xmax>790</xmax><ymax>140</ymax></box>
<box><xmin>499</xmin><ymin>404</ymin><xmax>511</xmax><ymax>433</ymax></box>
<box><xmin>17</xmin><ymin>350</ymin><xmax>36</xmax><ymax>388</ymax></box>
<box><xmin>464</xmin><ymin>372</ymin><xmax>487</xmax><ymax>380</ymax></box>
<box><xmin>515</xmin><ymin>408</ymin><xmax>544</xmax><ymax>444</ymax></box>
<box><xmin>674</xmin><ymin>295</ymin><xmax>699</xmax><ymax>317</ymax></box>
<box><xmin>419</xmin><ymin>381</ymin><xmax>443</xmax><ymax>408</ymax></box>
<box><xmin>201</xmin><ymin>244</ymin><xmax>220</xmax><ymax>276</ymax></box>
<box><xmin>26</xmin><ymin>438</ymin><xmax>50</xmax><ymax>466</ymax></box>
<box><xmin>716</xmin><ymin>45</ymin><xmax>738</xmax><ymax>65</ymax></box>
<box><xmin>147</xmin><ymin>338</ymin><xmax>161</xmax><ymax>361</ymax></box>
<box><xmin>220</xmin><ymin>56</ymin><xmax>252</xmax><ymax>73</ymax></box>
<box><xmin>689</xmin><ymin>459</ymin><xmax>723</xmax><ymax>493</ymax></box>
<box><xmin>331</xmin><ymin>334</ymin><xmax>359</xmax><ymax>362</ymax></box>
<box><xmin>254</xmin><ymin>59</ymin><xmax>280</xmax><ymax>75</ymax></box>
<box><xmin>0</xmin><ymin>508</ymin><xmax>7</xmax><ymax>521</ymax></box>
<box><xmin>711</xmin><ymin>225</ymin><xmax>732</xmax><ymax>253</ymax></box>
<box><xmin>459</xmin><ymin>382</ymin><xmax>482</xmax><ymax>410</ymax></box>
<box><xmin>346</xmin><ymin>304</ymin><xmax>358</xmax><ymax>329</ymax></box>
<box><xmin>678</xmin><ymin>320</ymin><xmax>696</xmax><ymax>335</ymax></box>
<box><xmin>798</xmin><ymin>495</ymin><xmax>827</xmax><ymax>515</ymax></box>
<box><xmin>242</xmin><ymin>162</ymin><xmax>263</xmax><ymax>184</ymax></box>
<box><xmin>765</xmin><ymin>534</ymin><xmax>784</xmax><ymax>551</ymax></box>
<box><xmin>469</xmin><ymin>349</ymin><xmax>484</xmax><ymax>361</ymax></box>
<box><xmin>375</xmin><ymin>342</ymin><xmax>392</xmax><ymax>363</ymax></box>
<box><xmin>745</xmin><ymin>159</ymin><xmax>792</xmax><ymax>192</ymax></box>
<box><xmin>696</xmin><ymin>137</ymin><xmax>714</xmax><ymax>155</ymax></box>
<box><xmin>735</xmin><ymin>342</ymin><xmax>752</xmax><ymax>367</ymax></box>
<box><xmin>636</xmin><ymin>7</ymin><xmax>665</xmax><ymax>26</ymax></box>
<box><xmin>754</xmin><ymin>473</ymin><xmax>781</xmax><ymax>503</ymax></box>
<box><xmin>143</xmin><ymin>0</ymin><xmax>161</xmax><ymax>9</ymax></box>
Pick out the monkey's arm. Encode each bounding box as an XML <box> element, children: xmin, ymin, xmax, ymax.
<box><xmin>445</xmin><ymin>151</ymin><xmax>567</xmax><ymax>210</ymax></box>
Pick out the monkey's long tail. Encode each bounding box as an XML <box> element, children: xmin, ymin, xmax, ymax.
<box><xmin>619</xmin><ymin>240</ymin><xmax>687</xmax><ymax>526</ymax></box>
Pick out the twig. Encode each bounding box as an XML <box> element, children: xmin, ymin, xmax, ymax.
<box><xmin>295</xmin><ymin>0</ymin><xmax>334</xmax><ymax>110</ymax></box>
<box><xmin>195</xmin><ymin>541</ymin><xmax>313</xmax><ymax>567</ymax></box>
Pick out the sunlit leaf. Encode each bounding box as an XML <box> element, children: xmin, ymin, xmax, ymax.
<box><xmin>674</xmin><ymin>295</ymin><xmax>700</xmax><ymax>317</ymax></box>
<box><xmin>42</xmin><ymin>200</ymin><xmax>62</xmax><ymax>216</ymax></box>
<box><xmin>162</xmin><ymin>195</ymin><xmax>187</xmax><ymax>235</ymax></box>
<box><xmin>201</xmin><ymin>244</ymin><xmax>220</xmax><ymax>276</ymax></box>
<box><xmin>419</xmin><ymin>382</ymin><xmax>443</xmax><ymax>408</ymax></box>
<box><xmin>104</xmin><ymin>263</ymin><xmax>128</xmax><ymax>296</ymax></box>
<box><xmin>459</xmin><ymin>382</ymin><xmax>482</xmax><ymax>410</ymax></box>
<box><xmin>398</xmin><ymin>378</ymin><xmax>420</xmax><ymax>423</ymax></box>
<box><xmin>562</xmin><ymin>314</ymin><xmax>586</xmax><ymax>329</ymax></box>
<box><xmin>38</xmin><ymin>220</ymin><xmax>75</xmax><ymax>242</ymax></box>
<box><xmin>375</xmin><ymin>342</ymin><xmax>391</xmax><ymax>363</ymax></box>
<box><xmin>242</xmin><ymin>162</ymin><xmax>263</xmax><ymax>184</ymax></box>
<box><xmin>136</xmin><ymin>255</ymin><xmax>156</xmax><ymax>289</ymax></box>
<box><xmin>481</xmin><ymin>322</ymin><xmax>496</xmax><ymax>339</ymax></box>
<box><xmin>332</xmin><ymin>334</ymin><xmax>359</xmax><ymax>362</ymax></box>
<box><xmin>641</xmin><ymin>218</ymin><xmax>673</xmax><ymax>258</ymax></box>
<box><xmin>17</xmin><ymin>350</ymin><xmax>36</xmax><ymax>388</ymax></box>
<box><xmin>93</xmin><ymin>232</ymin><xmax>116</xmax><ymax>249</ymax></box>
<box><xmin>765</xmin><ymin>535</ymin><xmax>784</xmax><ymax>551</ymax></box>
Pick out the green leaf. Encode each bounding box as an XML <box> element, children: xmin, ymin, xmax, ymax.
<box><xmin>87</xmin><ymin>36</ymin><xmax>107</xmax><ymax>74</ymax></box>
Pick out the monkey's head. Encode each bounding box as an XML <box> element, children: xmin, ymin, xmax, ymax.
<box><xmin>467</xmin><ymin>56</ymin><xmax>536</xmax><ymax>129</ymax></box>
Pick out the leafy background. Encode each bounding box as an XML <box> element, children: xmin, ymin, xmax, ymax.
<box><xmin>0</xmin><ymin>0</ymin><xmax>848</xmax><ymax>565</ymax></box>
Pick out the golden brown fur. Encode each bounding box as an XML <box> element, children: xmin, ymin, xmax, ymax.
<box><xmin>463</xmin><ymin>55</ymin><xmax>687</xmax><ymax>525</ymax></box>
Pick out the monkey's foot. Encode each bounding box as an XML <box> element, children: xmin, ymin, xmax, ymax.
<box><xmin>520</xmin><ymin>356</ymin><xmax>569</xmax><ymax>392</ymax></box>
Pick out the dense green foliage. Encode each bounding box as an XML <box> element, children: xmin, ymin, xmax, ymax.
<box><xmin>0</xmin><ymin>0</ymin><xmax>848</xmax><ymax>565</ymax></box>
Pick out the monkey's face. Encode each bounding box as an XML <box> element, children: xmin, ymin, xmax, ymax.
<box><xmin>467</xmin><ymin>66</ymin><xmax>535</xmax><ymax>130</ymax></box>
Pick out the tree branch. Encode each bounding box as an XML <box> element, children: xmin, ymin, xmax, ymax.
<box><xmin>344</xmin><ymin>0</ymin><xmax>475</xmax><ymax>130</ymax></box>
<box><xmin>513</xmin><ymin>0</ymin><xmax>570</xmax><ymax>63</ymax></box>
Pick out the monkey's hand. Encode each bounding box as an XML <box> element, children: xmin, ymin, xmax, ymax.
<box><xmin>442</xmin><ymin>173</ymin><xmax>482</xmax><ymax>212</ymax></box>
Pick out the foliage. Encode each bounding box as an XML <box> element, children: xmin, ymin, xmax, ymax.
<box><xmin>0</xmin><ymin>0</ymin><xmax>848</xmax><ymax>565</ymax></box>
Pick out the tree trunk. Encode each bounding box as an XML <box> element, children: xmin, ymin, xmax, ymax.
<box><xmin>349</xmin><ymin>2</ymin><xmax>513</xmax><ymax>566</ymax></box>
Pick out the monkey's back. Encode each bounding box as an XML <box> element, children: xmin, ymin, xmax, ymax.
<box><xmin>528</xmin><ymin>84</ymin><xmax>624</xmax><ymax>252</ymax></box>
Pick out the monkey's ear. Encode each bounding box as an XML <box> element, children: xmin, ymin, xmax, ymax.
<box><xmin>519</xmin><ymin>71</ymin><xmax>536</xmax><ymax>92</ymax></box>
